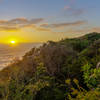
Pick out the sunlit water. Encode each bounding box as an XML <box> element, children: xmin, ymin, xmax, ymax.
<box><xmin>0</xmin><ymin>43</ymin><xmax>42</xmax><ymax>70</ymax></box>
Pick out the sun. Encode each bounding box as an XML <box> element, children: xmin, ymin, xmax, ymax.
<box><xmin>10</xmin><ymin>41</ymin><xmax>16</xmax><ymax>44</ymax></box>
<box><xmin>7</xmin><ymin>38</ymin><xmax>18</xmax><ymax>45</ymax></box>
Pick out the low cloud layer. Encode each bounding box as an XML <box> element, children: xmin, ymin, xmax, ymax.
<box><xmin>0</xmin><ymin>18</ymin><xmax>44</xmax><ymax>25</ymax></box>
<box><xmin>0</xmin><ymin>18</ymin><xmax>45</xmax><ymax>31</ymax></box>
<box><xmin>0</xmin><ymin>17</ymin><xmax>88</xmax><ymax>32</ymax></box>
<box><xmin>40</xmin><ymin>20</ymin><xmax>87</xmax><ymax>28</ymax></box>
<box><xmin>0</xmin><ymin>17</ymin><xmax>99</xmax><ymax>34</ymax></box>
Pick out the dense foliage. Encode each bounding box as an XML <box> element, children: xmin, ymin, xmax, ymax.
<box><xmin>0</xmin><ymin>32</ymin><xmax>100</xmax><ymax>100</ymax></box>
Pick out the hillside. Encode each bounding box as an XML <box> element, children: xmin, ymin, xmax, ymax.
<box><xmin>0</xmin><ymin>32</ymin><xmax>100</xmax><ymax>100</ymax></box>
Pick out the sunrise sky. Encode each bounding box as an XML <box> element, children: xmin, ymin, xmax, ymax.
<box><xmin>0</xmin><ymin>0</ymin><xmax>100</xmax><ymax>43</ymax></box>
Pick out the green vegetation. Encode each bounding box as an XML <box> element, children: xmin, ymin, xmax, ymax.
<box><xmin>0</xmin><ymin>32</ymin><xmax>100</xmax><ymax>100</ymax></box>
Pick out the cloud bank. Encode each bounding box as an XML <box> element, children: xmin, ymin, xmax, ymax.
<box><xmin>40</xmin><ymin>20</ymin><xmax>87</xmax><ymax>28</ymax></box>
<box><xmin>0</xmin><ymin>17</ymin><xmax>87</xmax><ymax>32</ymax></box>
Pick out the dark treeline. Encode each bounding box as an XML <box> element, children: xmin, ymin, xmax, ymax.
<box><xmin>0</xmin><ymin>32</ymin><xmax>100</xmax><ymax>100</ymax></box>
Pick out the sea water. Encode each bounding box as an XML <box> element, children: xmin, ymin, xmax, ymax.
<box><xmin>0</xmin><ymin>43</ymin><xmax>42</xmax><ymax>70</ymax></box>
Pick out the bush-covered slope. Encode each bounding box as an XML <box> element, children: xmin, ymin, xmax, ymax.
<box><xmin>0</xmin><ymin>32</ymin><xmax>100</xmax><ymax>100</ymax></box>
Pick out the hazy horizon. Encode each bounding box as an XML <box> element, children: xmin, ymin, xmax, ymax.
<box><xmin>0</xmin><ymin>43</ymin><xmax>42</xmax><ymax>70</ymax></box>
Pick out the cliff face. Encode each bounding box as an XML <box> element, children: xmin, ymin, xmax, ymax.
<box><xmin>0</xmin><ymin>32</ymin><xmax>100</xmax><ymax>100</ymax></box>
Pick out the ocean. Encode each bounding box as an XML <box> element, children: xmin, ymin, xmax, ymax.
<box><xmin>0</xmin><ymin>43</ymin><xmax>42</xmax><ymax>70</ymax></box>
